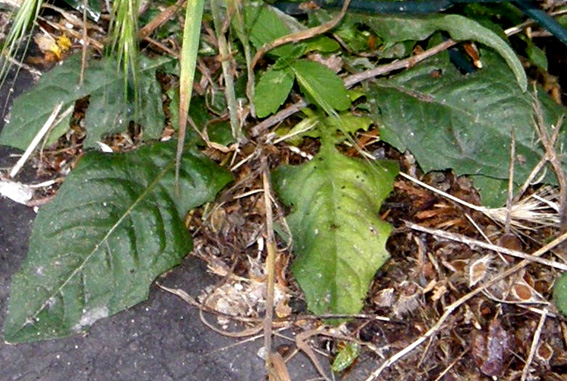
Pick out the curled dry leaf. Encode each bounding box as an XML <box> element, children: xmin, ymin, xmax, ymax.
<box><xmin>467</xmin><ymin>255</ymin><xmax>492</xmax><ymax>288</ymax></box>
<box><xmin>392</xmin><ymin>282</ymin><xmax>421</xmax><ymax>318</ymax></box>
<box><xmin>536</xmin><ymin>342</ymin><xmax>554</xmax><ymax>365</ymax></box>
<box><xmin>471</xmin><ymin>319</ymin><xmax>514</xmax><ymax>377</ymax></box>
<box><xmin>511</xmin><ymin>281</ymin><xmax>544</xmax><ymax>303</ymax></box>
<box><xmin>372</xmin><ymin>287</ymin><xmax>395</xmax><ymax>308</ymax></box>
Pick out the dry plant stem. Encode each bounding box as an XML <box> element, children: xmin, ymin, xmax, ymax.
<box><xmin>521</xmin><ymin>307</ymin><xmax>548</xmax><ymax>381</ymax></box>
<box><xmin>10</xmin><ymin>102</ymin><xmax>65</xmax><ymax>178</ymax></box>
<box><xmin>250</xmin><ymin>39</ymin><xmax>457</xmax><ymax>137</ymax></box>
<box><xmin>343</xmin><ymin>39</ymin><xmax>457</xmax><ymax>88</ymax></box>
<box><xmin>37</xmin><ymin>16</ymin><xmax>105</xmax><ymax>51</ymax></box>
<box><xmin>250</xmin><ymin>0</ymin><xmax>352</xmax><ymax>70</ymax></box>
<box><xmin>137</xmin><ymin>0</ymin><xmax>186</xmax><ymax>40</ymax></box>
<box><xmin>406</xmin><ymin>221</ymin><xmax>567</xmax><ymax>271</ymax></box>
<box><xmin>0</xmin><ymin>54</ymin><xmax>42</xmax><ymax>79</ymax></box>
<box><xmin>156</xmin><ymin>283</ymin><xmax>263</xmax><ymax>324</ymax></box>
<box><xmin>399</xmin><ymin>172</ymin><xmax>485</xmax><ymax>213</ymax></box>
<box><xmin>210</xmin><ymin>0</ymin><xmax>241</xmax><ymax>140</ymax></box>
<box><xmin>505</xmin><ymin>127</ymin><xmax>516</xmax><ymax>235</ymax></box>
<box><xmin>433</xmin><ymin>350</ymin><xmax>468</xmax><ymax>381</ymax></box>
<box><xmin>143</xmin><ymin>37</ymin><xmax>179</xmax><ymax>58</ymax></box>
<box><xmin>251</xmin><ymin>100</ymin><xmax>307</xmax><ymax>137</ymax></box>
<box><xmin>268</xmin><ymin>352</ymin><xmax>291</xmax><ymax>381</ymax></box>
<box><xmin>296</xmin><ymin>327</ymin><xmax>331</xmax><ymax>381</ymax></box>
<box><xmin>505</xmin><ymin>9</ymin><xmax>567</xmax><ymax>37</ymax></box>
<box><xmin>365</xmin><ymin>231</ymin><xmax>567</xmax><ymax>380</ymax></box>
<box><xmin>533</xmin><ymin>99</ymin><xmax>567</xmax><ymax>231</ymax></box>
<box><xmin>513</xmin><ymin>156</ymin><xmax>548</xmax><ymax>204</ymax></box>
<box><xmin>158</xmin><ymin>283</ymin><xmax>270</xmax><ymax>339</ymax></box>
<box><xmin>80</xmin><ymin>0</ymin><xmax>88</xmax><ymax>86</ymax></box>
<box><xmin>262</xmin><ymin>161</ymin><xmax>277</xmax><ymax>374</ymax></box>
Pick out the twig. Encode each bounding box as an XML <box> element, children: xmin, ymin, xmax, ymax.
<box><xmin>250</xmin><ymin>39</ymin><xmax>457</xmax><ymax>137</ymax></box>
<box><xmin>433</xmin><ymin>349</ymin><xmax>468</xmax><ymax>381</ymax></box>
<box><xmin>400</xmin><ymin>172</ymin><xmax>559</xmax><ymax>230</ymax></box>
<box><xmin>521</xmin><ymin>307</ymin><xmax>548</xmax><ymax>381</ymax></box>
<box><xmin>505</xmin><ymin>127</ymin><xmax>516</xmax><ymax>235</ymax></box>
<box><xmin>262</xmin><ymin>159</ymin><xmax>277</xmax><ymax>375</ymax></box>
<box><xmin>156</xmin><ymin>283</ymin><xmax>262</xmax><ymax>324</ymax></box>
<box><xmin>532</xmin><ymin>96</ymin><xmax>567</xmax><ymax>231</ymax></box>
<box><xmin>365</xmin><ymin>230</ymin><xmax>567</xmax><ymax>380</ymax></box>
<box><xmin>296</xmin><ymin>327</ymin><xmax>331</xmax><ymax>381</ymax></box>
<box><xmin>10</xmin><ymin>102</ymin><xmax>69</xmax><ymax>178</ymax></box>
<box><xmin>137</xmin><ymin>0</ymin><xmax>186</xmax><ymax>40</ymax></box>
<box><xmin>251</xmin><ymin>0</ymin><xmax>352</xmax><ymax>70</ymax></box>
<box><xmin>406</xmin><ymin>221</ymin><xmax>567</xmax><ymax>271</ymax></box>
<box><xmin>250</xmin><ymin>99</ymin><xmax>307</xmax><ymax>137</ymax></box>
<box><xmin>79</xmin><ymin>0</ymin><xmax>88</xmax><ymax>86</ymax></box>
<box><xmin>143</xmin><ymin>37</ymin><xmax>179</xmax><ymax>59</ymax></box>
<box><xmin>344</xmin><ymin>39</ymin><xmax>457</xmax><ymax>88</ymax></box>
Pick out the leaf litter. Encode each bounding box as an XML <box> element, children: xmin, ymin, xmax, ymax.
<box><xmin>4</xmin><ymin>1</ymin><xmax>567</xmax><ymax>380</ymax></box>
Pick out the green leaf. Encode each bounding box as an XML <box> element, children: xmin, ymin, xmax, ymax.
<box><xmin>304</xmin><ymin>36</ymin><xmax>340</xmax><ymax>53</ymax></box>
<box><xmin>520</xmin><ymin>34</ymin><xmax>548</xmax><ymax>71</ymax></box>
<box><xmin>554</xmin><ymin>272</ymin><xmax>567</xmax><ymax>316</ymax></box>
<box><xmin>3</xmin><ymin>141</ymin><xmax>232</xmax><ymax>343</ymax></box>
<box><xmin>254</xmin><ymin>67</ymin><xmax>295</xmax><ymax>118</ymax></box>
<box><xmin>273</xmin><ymin>138</ymin><xmax>398</xmax><ymax>316</ymax></box>
<box><xmin>244</xmin><ymin>5</ymin><xmax>305</xmax><ymax>59</ymax></box>
<box><xmin>470</xmin><ymin>175</ymin><xmax>515</xmax><ymax>208</ymax></box>
<box><xmin>369</xmin><ymin>50</ymin><xmax>566</xmax><ymax>205</ymax></box>
<box><xmin>83</xmin><ymin>56</ymin><xmax>167</xmax><ymax>148</ymax></box>
<box><xmin>291</xmin><ymin>59</ymin><xmax>351</xmax><ymax>115</ymax></box>
<box><xmin>61</xmin><ymin>0</ymin><xmax>101</xmax><ymax>21</ymax></box>
<box><xmin>0</xmin><ymin>54</ymin><xmax>170</xmax><ymax>150</ymax></box>
<box><xmin>285</xmin><ymin>113</ymin><xmax>372</xmax><ymax>143</ymax></box>
<box><xmin>349</xmin><ymin>13</ymin><xmax>527</xmax><ymax>91</ymax></box>
<box><xmin>332</xmin><ymin>342</ymin><xmax>360</xmax><ymax>373</ymax></box>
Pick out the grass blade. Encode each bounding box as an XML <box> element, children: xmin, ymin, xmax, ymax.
<box><xmin>177</xmin><ymin>0</ymin><xmax>206</xmax><ymax>188</ymax></box>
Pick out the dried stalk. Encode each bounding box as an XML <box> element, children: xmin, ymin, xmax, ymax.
<box><xmin>365</xmin><ymin>231</ymin><xmax>567</xmax><ymax>380</ymax></box>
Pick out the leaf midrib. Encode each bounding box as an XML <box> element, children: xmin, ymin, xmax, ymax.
<box><xmin>17</xmin><ymin>158</ymin><xmax>175</xmax><ymax>335</ymax></box>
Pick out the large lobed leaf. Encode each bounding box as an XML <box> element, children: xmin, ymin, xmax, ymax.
<box><xmin>273</xmin><ymin>138</ymin><xmax>398</xmax><ymax>316</ymax></box>
<box><xmin>4</xmin><ymin>141</ymin><xmax>232</xmax><ymax>343</ymax></box>
<box><xmin>0</xmin><ymin>54</ymin><xmax>169</xmax><ymax>150</ymax></box>
<box><xmin>370</xmin><ymin>50</ymin><xmax>566</xmax><ymax>206</ymax></box>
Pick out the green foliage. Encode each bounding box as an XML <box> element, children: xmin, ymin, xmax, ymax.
<box><xmin>255</xmin><ymin>59</ymin><xmax>351</xmax><ymax>118</ymax></box>
<box><xmin>245</xmin><ymin>4</ymin><xmax>306</xmax><ymax>58</ymax></box>
<box><xmin>255</xmin><ymin>67</ymin><xmax>295</xmax><ymax>118</ymax></box>
<box><xmin>110</xmin><ymin>0</ymin><xmax>140</xmax><ymax>93</ymax></box>
<box><xmin>0</xmin><ymin>0</ymin><xmax>44</xmax><ymax>79</ymax></box>
<box><xmin>4</xmin><ymin>141</ymin><xmax>232</xmax><ymax>343</ymax></box>
<box><xmin>553</xmin><ymin>272</ymin><xmax>567</xmax><ymax>316</ymax></box>
<box><xmin>369</xmin><ymin>50</ymin><xmax>566</xmax><ymax>206</ymax></box>
<box><xmin>347</xmin><ymin>12</ymin><xmax>527</xmax><ymax>90</ymax></box>
<box><xmin>332</xmin><ymin>342</ymin><xmax>360</xmax><ymax>373</ymax></box>
<box><xmin>273</xmin><ymin>122</ymin><xmax>398</xmax><ymax>316</ymax></box>
<box><xmin>0</xmin><ymin>54</ymin><xmax>171</xmax><ymax>150</ymax></box>
<box><xmin>61</xmin><ymin>0</ymin><xmax>101</xmax><ymax>21</ymax></box>
<box><xmin>176</xmin><ymin>0</ymin><xmax>206</xmax><ymax>176</ymax></box>
<box><xmin>4</xmin><ymin>0</ymin><xmax>567</xmax><ymax>346</ymax></box>
<box><xmin>248</xmin><ymin>4</ymin><xmax>350</xmax><ymax>117</ymax></box>
<box><xmin>291</xmin><ymin>59</ymin><xmax>350</xmax><ymax>115</ymax></box>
